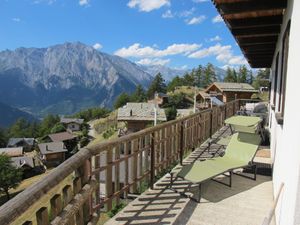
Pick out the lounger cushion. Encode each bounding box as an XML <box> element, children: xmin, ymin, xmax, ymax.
<box><xmin>177</xmin><ymin>132</ymin><xmax>261</xmax><ymax>184</ymax></box>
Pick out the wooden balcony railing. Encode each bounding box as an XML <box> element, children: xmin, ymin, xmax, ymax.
<box><xmin>0</xmin><ymin>99</ymin><xmax>241</xmax><ymax>225</ymax></box>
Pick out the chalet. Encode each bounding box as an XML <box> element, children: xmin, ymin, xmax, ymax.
<box><xmin>7</xmin><ymin>138</ymin><xmax>35</xmax><ymax>152</ymax></box>
<box><xmin>0</xmin><ymin>147</ymin><xmax>23</xmax><ymax>157</ymax></box>
<box><xmin>117</xmin><ymin>103</ymin><xmax>167</xmax><ymax>132</ymax></box>
<box><xmin>44</xmin><ymin>131</ymin><xmax>77</xmax><ymax>151</ymax></box>
<box><xmin>205</xmin><ymin>82</ymin><xmax>258</xmax><ymax>103</ymax></box>
<box><xmin>11</xmin><ymin>156</ymin><xmax>35</xmax><ymax>170</ymax></box>
<box><xmin>38</xmin><ymin>142</ymin><xmax>67</xmax><ymax>167</ymax></box>
<box><xmin>148</xmin><ymin>92</ymin><xmax>168</xmax><ymax>106</ymax></box>
<box><xmin>60</xmin><ymin>118</ymin><xmax>84</xmax><ymax>132</ymax></box>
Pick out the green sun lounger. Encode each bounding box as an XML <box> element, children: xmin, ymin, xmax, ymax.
<box><xmin>170</xmin><ymin>132</ymin><xmax>261</xmax><ymax>202</ymax></box>
<box><xmin>225</xmin><ymin>115</ymin><xmax>262</xmax><ymax>134</ymax></box>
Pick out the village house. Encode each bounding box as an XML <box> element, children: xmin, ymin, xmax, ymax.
<box><xmin>43</xmin><ymin>131</ymin><xmax>77</xmax><ymax>151</ymax></box>
<box><xmin>60</xmin><ymin>118</ymin><xmax>84</xmax><ymax>132</ymax></box>
<box><xmin>11</xmin><ymin>156</ymin><xmax>36</xmax><ymax>176</ymax></box>
<box><xmin>205</xmin><ymin>82</ymin><xmax>258</xmax><ymax>103</ymax></box>
<box><xmin>117</xmin><ymin>102</ymin><xmax>167</xmax><ymax>133</ymax></box>
<box><xmin>0</xmin><ymin>147</ymin><xmax>23</xmax><ymax>157</ymax></box>
<box><xmin>7</xmin><ymin>138</ymin><xmax>35</xmax><ymax>152</ymax></box>
<box><xmin>38</xmin><ymin>142</ymin><xmax>67</xmax><ymax>167</ymax></box>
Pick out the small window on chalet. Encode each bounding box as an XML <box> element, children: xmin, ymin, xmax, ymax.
<box><xmin>276</xmin><ymin>21</ymin><xmax>290</xmax><ymax>125</ymax></box>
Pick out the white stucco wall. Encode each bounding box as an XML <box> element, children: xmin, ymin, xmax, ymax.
<box><xmin>269</xmin><ymin>0</ymin><xmax>300</xmax><ymax>224</ymax></box>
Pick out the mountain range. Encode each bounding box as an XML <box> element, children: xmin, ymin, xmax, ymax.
<box><xmin>0</xmin><ymin>42</ymin><xmax>226</xmax><ymax>127</ymax></box>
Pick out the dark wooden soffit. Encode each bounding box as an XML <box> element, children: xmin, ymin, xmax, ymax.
<box><xmin>212</xmin><ymin>0</ymin><xmax>287</xmax><ymax>68</ymax></box>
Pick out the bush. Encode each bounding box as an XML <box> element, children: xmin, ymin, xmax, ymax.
<box><xmin>165</xmin><ymin>107</ymin><xmax>177</xmax><ymax>121</ymax></box>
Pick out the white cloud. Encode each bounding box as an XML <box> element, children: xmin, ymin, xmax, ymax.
<box><xmin>12</xmin><ymin>18</ymin><xmax>21</xmax><ymax>22</ymax></box>
<box><xmin>79</xmin><ymin>0</ymin><xmax>89</xmax><ymax>6</ymax></box>
<box><xmin>33</xmin><ymin>0</ymin><xmax>56</xmax><ymax>4</ymax></box>
<box><xmin>162</xmin><ymin>10</ymin><xmax>174</xmax><ymax>18</ymax></box>
<box><xmin>188</xmin><ymin>43</ymin><xmax>247</xmax><ymax>65</ymax></box>
<box><xmin>210</xmin><ymin>35</ymin><xmax>222</xmax><ymax>42</ymax></box>
<box><xmin>185</xmin><ymin>15</ymin><xmax>206</xmax><ymax>25</ymax></box>
<box><xmin>114</xmin><ymin>43</ymin><xmax>201</xmax><ymax>58</ymax></box>
<box><xmin>179</xmin><ymin>8</ymin><xmax>196</xmax><ymax>18</ymax></box>
<box><xmin>212</xmin><ymin>15</ymin><xmax>223</xmax><ymax>23</ymax></box>
<box><xmin>136</xmin><ymin>58</ymin><xmax>170</xmax><ymax>66</ymax></box>
<box><xmin>193</xmin><ymin>0</ymin><xmax>209</xmax><ymax>2</ymax></box>
<box><xmin>93</xmin><ymin>43</ymin><xmax>102</xmax><ymax>50</ymax></box>
<box><xmin>127</xmin><ymin>0</ymin><xmax>170</xmax><ymax>12</ymax></box>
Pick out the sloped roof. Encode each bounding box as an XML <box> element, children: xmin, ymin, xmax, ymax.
<box><xmin>60</xmin><ymin>118</ymin><xmax>84</xmax><ymax>124</ymax></box>
<box><xmin>48</xmin><ymin>132</ymin><xmax>77</xmax><ymax>142</ymax></box>
<box><xmin>11</xmin><ymin>156</ymin><xmax>35</xmax><ymax>168</ymax></box>
<box><xmin>38</xmin><ymin>142</ymin><xmax>67</xmax><ymax>155</ymax></box>
<box><xmin>196</xmin><ymin>91</ymin><xmax>211</xmax><ymax>100</ymax></box>
<box><xmin>0</xmin><ymin>147</ymin><xmax>23</xmax><ymax>157</ymax></box>
<box><xmin>7</xmin><ymin>138</ymin><xmax>35</xmax><ymax>147</ymax></box>
<box><xmin>117</xmin><ymin>103</ymin><xmax>167</xmax><ymax>122</ymax></box>
<box><xmin>208</xmin><ymin>82</ymin><xmax>258</xmax><ymax>93</ymax></box>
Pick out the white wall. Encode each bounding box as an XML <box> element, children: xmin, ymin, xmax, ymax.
<box><xmin>269</xmin><ymin>0</ymin><xmax>300</xmax><ymax>224</ymax></box>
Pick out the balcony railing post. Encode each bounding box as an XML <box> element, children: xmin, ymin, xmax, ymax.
<box><xmin>180</xmin><ymin>121</ymin><xmax>184</xmax><ymax>166</ymax></box>
<box><xmin>150</xmin><ymin>132</ymin><xmax>155</xmax><ymax>190</ymax></box>
<box><xmin>210</xmin><ymin>109</ymin><xmax>213</xmax><ymax>138</ymax></box>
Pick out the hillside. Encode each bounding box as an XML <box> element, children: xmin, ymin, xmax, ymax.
<box><xmin>0</xmin><ymin>102</ymin><xmax>36</xmax><ymax>127</ymax></box>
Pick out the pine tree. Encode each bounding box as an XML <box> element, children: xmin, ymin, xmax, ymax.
<box><xmin>0</xmin><ymin>154</ymin><xmax>22</xmax><ymax>200</ymax></box>
<box><xmin>131</xmin><ymin>85</ymin><xmax>147</xmax><ymax>102</ymax></box>
<box><xmin>114</xmin><ymin>93</ymin><xmax>131</xmax><ymax>109</ymax></box>
<box><xmin>203</xmin><ymin>63</ymin><xmax>216</xmax><ymax>87</ymax></box>
<box><xmin>147</xmin><ymin>73</ymin><xmax>167</xmax><ymax>99</ymax></box>
<box><xmin>238</xmin><ymin>65</ymin><xmax>248</xmax><ymax>83</ymax></box>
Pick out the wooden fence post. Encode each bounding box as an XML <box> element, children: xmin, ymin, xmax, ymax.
<box><xmin>150</xmin><ymin>132</ymin><xmax>155</xmax><ymax>190</ymax></box>
<box><xmin>180</xmin><ymin>121</ymin><xmax>184</xmax><ymax>166</ymax></box>
<box><xmin>210</xmin><ymin>109</ymin><xmax>213</xmax><ymax>138</ymax></box>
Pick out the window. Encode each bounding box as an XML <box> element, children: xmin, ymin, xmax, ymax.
<box><xmin>276</xmin><ymin>21</ymin><xmax>290</xmax><ymax>124</ymax></box>
<box><xmin>272</xmin><ymin>53</ymin><xmax>279</xmax><ymax>109</ymax></box>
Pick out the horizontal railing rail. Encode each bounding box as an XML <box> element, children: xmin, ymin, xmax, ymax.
<box><xmin>0</xmin><ymin>99</ymin><xmax>241</xmax><ymax>225</ymax></box>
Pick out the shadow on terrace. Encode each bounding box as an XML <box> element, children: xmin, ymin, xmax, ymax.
<box><xmin>107</xmin><ymin>125</ymin><xmax>274</xmax><ymax>225</ymax></box>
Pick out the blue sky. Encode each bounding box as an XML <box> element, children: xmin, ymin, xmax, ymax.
<box><xmin>0</xmin><ymin>0</ymin><xmax>248</xmax><ymax>69</ymax></box>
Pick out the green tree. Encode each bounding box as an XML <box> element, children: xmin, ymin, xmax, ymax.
<box><xmin>182</xmin><ymin>72</ymin><xmax>196</xmax><ymax>86</ymax></box>
<box><xmin>50</xmin><ymin>123</ymin><xmax>66</xmax><ymax>134</ymax></box>
<box><xmin>147</xmin><ymin>73</ymin><xmax>167</xmax><ymax>99</ymax></box>
<box><xmin>224</xmin><ymin>67</ymin><xmax>236</xmax><ymax>82</ymax></box>
<box><xmin>165</xmin><ymin>106</ymin><xmax>177</xmax><ymax>121</ymax></box>
<box><xmin>195</xmin><ymin>65</ymin><xmax>204</xmax><ymax>87</ymax></box>
<box><xmin>131</xmin><ymin>85</ymin><xmax>147</xmax><ymax>102</ymax></box>
<box><xmin>167</xmin><ymin>76</ymin><xmax>184</xmax><ymax>92</ymax></box>
<box><xmin>39</xmin><ymin>114</ymin><xmax>60</xmax><ymax>136</ymax></box>
<box><xmin>203</xmin><ymin>63</ymin><xmax>217</xmax><ymax>87</ymax></box>
<box><xmin>0</xmin><ymin>154</ymin><xmax>23</xmax><ymax>200</ymax></box>
<box><xmin>252</xmin><ymin>69</ymin><xmax>270</xmax><ymax>89</ymax></box>
<box><xmin>238</xmin><ymin>65</ymin><xmax>248</xmax><ymax>83</ymax></box>
<box><xmin>163</xmin><ymin>93</ymin><xmax>190</xmax><ymax>109</ymax></box>
<box><xmin>9</xmin><ymin>118</ymin><xmax>31</xmax><ymax>138</ymax></box>
<box><xmin>114</xmin><ymin>93</ymin><xmax>131</xmax><ymax>109</ymax></box>
<box><xmin>0</xmin><ymin>129</ymin><xmax>7</xmax><ymax>147</ymax></box>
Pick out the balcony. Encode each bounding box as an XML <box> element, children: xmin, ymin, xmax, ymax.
<box><xmin>0</xmin><ymin>99</ymin><xmax>274</xmax><ymax>225</ymax></box>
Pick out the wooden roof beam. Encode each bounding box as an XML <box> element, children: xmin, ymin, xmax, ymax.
<box><xmin>223</xmin><ymin>9</ymin><xmax>284</xmax><ymax>20</ymax></box>
<box><xmin>218</xmin><ymin>0</ymin><xmax>287</xmax><ymax>15</ymax></box>
<box><xmin>228</xmin><ymin>15</ymin><xmax>283</xmax><ymax>29</ymax></box>
<box><xmin>232</xmin><ymin>25</ymin><xmax>281</xmax><ymax>36</ymax></box>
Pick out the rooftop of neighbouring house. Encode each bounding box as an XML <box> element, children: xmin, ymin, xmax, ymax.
<box><xmin>117</xmin><ymin>102</ymin><xmax>167</xmax><ymax>122</ymax></box>
<box><xmin>38</xmin><ymin>142</ymin><xmax>67</xmax><ymax>155</ymax></box>
<box><xmin>107</xmin><ymin>126</ymin><xmax>274</xmax><ymax>225</ymax></box>
<box><xmin>207</xmin><ymin>82</ymin><xmax>259</xmax><ymax>93</ymax></box>
<box><xmin>47</xmin><ymin>132</ymin><xmax>77</xmax><ymax>142</ymax></box>
<box><xmin>60</xmin><ymin>118</ymin><xmax>84</xmax><ymax>124</ymax></box>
